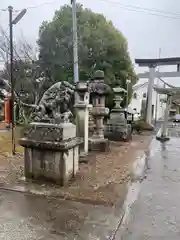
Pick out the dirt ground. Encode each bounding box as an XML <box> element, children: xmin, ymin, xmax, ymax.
<box><xmin>0</xmin><ymin>128</ymin><xmax>152</xmax><ymax>207</ymax></box>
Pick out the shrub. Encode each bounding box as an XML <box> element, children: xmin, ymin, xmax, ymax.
<box><xmin>133</xmin><ymin>120</ymin><xmax>154</xmax><ymax>133</ymax></box>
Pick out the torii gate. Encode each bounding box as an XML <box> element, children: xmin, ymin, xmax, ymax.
<box><xmin>135</xmin><ymin>57</ymin><xmax>180</xmax><ymax>124</ymax></box>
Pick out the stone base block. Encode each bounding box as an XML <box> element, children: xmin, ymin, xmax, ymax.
<box><xmin>156</xmin><ymin>135</ymin><xmax>170</xmax><ymax>142</ymax></box>
<box><xmin>79</xmin><ymin>151</ymin><xmax>89</xmax><ymax>163</ymax></box>
<box><xmin>105</xmin><ymin>123</ymin><xmax>132</xmax><ymax>142</ymax></box>
<box><xmin>105</xmin><ymin>131</ymin><xmax>132</xmax><ymax>142</ymax></box>
<box><xmin>23</xmin><ymin>144</ymin><xmax>79</xmax><ymax>186</ymax></box>
<box><xmin>88</xmin><ymin>138</ymin><xmax>109</xmax><ymax>152</ymax></box>
<box><xmin>19</xmin><ymin>122</ymin><xmax>82</xmax><ymax>186</ymax></box>
<box><xmin>19</xmin><ymin>136</ymin><xmax>82</xmax><ymax>186</ymax></box>
<box><xmin>156</xmin><ymin>128</ymin><xmax>169</xmax><ymax>142</ymax></box>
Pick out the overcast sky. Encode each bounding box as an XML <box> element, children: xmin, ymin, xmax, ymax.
<box><xmin>1</xmin><ymin>0</ymin><xmax>180</xmax><ymax>85</ymax></box>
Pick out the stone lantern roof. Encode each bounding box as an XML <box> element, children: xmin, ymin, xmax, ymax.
<box><xmin>90</xmin><ymin>70</ymin><xmax>111</xmax><ymax>96</ymax></box>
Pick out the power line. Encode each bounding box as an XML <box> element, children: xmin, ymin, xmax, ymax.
<box><xmin>1</xmin><ymin>0</ymin><xmax>59</xmax><ymax>13</ymax></box>
<box><xmin>100</xmin><ymin>0</ymin><xmax>180</xmax><ymax>17</ymax></box>
<box><xmin>2</xmin><ymin>0</ymin><xmax>180</xmax><ymax>21</ymax></box>
<box><xmin>99</xmin><ymin>0</ymin><xmax>180</xmax><ymax>20</ymax></box>
<box><xmin>3</xmin><ymin>0</ymin><xmax>180</xmax><ymax>21</ymax></box>
<box><xmin>16</xmin><ymin>0</ymin><xmax>59</xmax><ymax>11</ymax></box>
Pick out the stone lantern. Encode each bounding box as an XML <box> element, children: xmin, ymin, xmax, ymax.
<box><xmin>113</xmin><ymin>87</ymin><xmax>126</xmax><ymax>107</ymax></box>
<box><xmin>110</xmin><ymin>86</ymin><xmax>127</xmax><ymax>123</ymax></box>
<box><xmin>89</xmin><ymin>70</ymin><xmax>110</xmax><ymax>151</ymax></box>
<box><xmin>105</xmin><ymin>86</ymin><xmax>132</xmax><ymax>141</ymax></box>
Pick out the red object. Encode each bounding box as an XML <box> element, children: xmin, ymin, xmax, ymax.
<box><xmin>4</xmin><ymin>97</ymin><xmax>12</xmax><ymax>124</ymax></box>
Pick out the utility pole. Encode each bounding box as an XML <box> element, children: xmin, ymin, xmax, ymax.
<box><xmin>8</xmin><ymin>6</ymin><xmax>26</xmax><ymax>155</ymax></box>
<box><xmin>8</xmin><ymin>6</ymin><xmax>15</xmax><ymax>155</ymax></box>
<box><xmin>71</xmin><ymin>0</ymin><xmax>79</xmax><ymax>84</ymax></box>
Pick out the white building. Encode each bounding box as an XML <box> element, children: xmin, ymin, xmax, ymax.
<box><xmin>129</xmin><ymin>80</ymin><xmax>166</xmax><ymax>121</ymax></box>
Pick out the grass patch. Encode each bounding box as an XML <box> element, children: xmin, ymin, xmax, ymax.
<box><xmin>0</xmin><ymin>127</ymin><xmax>23</xmax><ymax>154</ymax></box>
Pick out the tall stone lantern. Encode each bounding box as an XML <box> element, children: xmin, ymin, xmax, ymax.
<box><xmin>114</xmin><ymin>87</ymin><xmax>125</xmax><ymax>107</ymax></box>
<box><xmin>105</xmin><ymin>86</ymin><xmax>132</xmax><ymax>141</ymax></box>
<box><xmin>110</xmin><ymin>86</ymin><xmax>127</xmax><ymax>123</ymax></box>
<box><xmin>89</xmin><ymin>70</ymin><xmax>111</xmax><ymax>152</ymax></box>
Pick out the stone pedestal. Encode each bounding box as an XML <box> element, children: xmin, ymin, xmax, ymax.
<box><xmin>19</xmin><ymin>122</ymin><xmax>81</xmax><ymax>186</ymax></box>
<box><xmin>105</xmin><ymin>86</ymin><xmax>132</xmax><ymax>141</ymax></box>
<box><xmin>89</xmin><ymin>70</ymin><xmax>110</xmax><ymax>152</ymax></box>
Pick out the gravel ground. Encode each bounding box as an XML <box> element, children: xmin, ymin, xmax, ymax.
<box><xmin>0</xmin><ymin>131</ymin><xmax>152</xmax><ymax>206</ymax></box>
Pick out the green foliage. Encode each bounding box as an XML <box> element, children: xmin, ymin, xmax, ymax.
<box><xmin>38</xmin><ymin>4</ymin><xmax>137</xmax><ymax>105</ymax></box>
<box><xmin>133</xmin><ymin>120</ymin><xmax>154</xmax><ymax>133</ymax></box>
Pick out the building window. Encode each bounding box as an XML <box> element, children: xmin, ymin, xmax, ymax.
<box><xmin>133</xmin><ymin>92</ymin><xmax>137</xmax><ymax>99</ymax></box>
<box><xmin>143</xmin><ymin>92</ymin><xmax>147</xmax><ymax>98</ymax></box>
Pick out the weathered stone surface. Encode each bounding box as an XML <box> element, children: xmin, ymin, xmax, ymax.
<box><xmin>88</xmin><ymin>70</ymin><xmax>110</xmax><ymax>152</ymax></box>
<box><xmin>19</xmin><ymin>122</ymin><xmax>82</xmax><ymax>186</ymax></box>
<box><xmin>89</xmin><ymin>138</ymin><xmax>110</xmax><ymax>152</ymax></box>
<box><xmin>74</xmin><ymin>81</ymin><xmax>90</xmax><ymax>157</ymax></box>
<box><xmin>19</xmin><ymin>136</ymin><xmax>81</xmax><ymax>151</ymax></box>
<box><xmin>105</xmin><ymin>123</ymin><xmax>132</xmax><ymax>142</ymax></box>
<box><xmin>105</xmin><ymin>85</ymin><xmax>132</xmax><ymax>142</ymax></box>
<box><xmin>31</xmin><ymin>81</ymin><xmax>75</xmax><ymax>123</ymax></box>
<box><xmin>22</xmin><ymin>122</ymin><xmax>76</xmax><ymax>142</ymax></box>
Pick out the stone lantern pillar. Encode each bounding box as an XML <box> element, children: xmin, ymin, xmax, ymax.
<box><xmin>74</xmin><ymin>82</ymin><xmax>90</xmax><ymax>160</ymax></box>
<box><xmin>89</xmin><ymin>70</ymin><xmax>110</xmax><ymax>152</ymax></box>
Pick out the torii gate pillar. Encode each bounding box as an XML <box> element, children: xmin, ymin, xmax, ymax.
<box><xmin>146</xmin><ymin>65</ymin><xmax>156</xmax><ymax>124</ymax></box>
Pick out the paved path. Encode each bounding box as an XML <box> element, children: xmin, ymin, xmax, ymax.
<box><xmin>0</xmin><ymin>189</ymin><xmax>122</xmax><ymax>240</ymax></box>
<box><xmin>116</xmin><ymin>131</ymin><xmax>180</xmax><ymax>239</ymax></box>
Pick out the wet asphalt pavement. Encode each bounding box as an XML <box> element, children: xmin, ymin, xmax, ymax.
<box><xmin>0</xmin><ymin>189</ymin><xmax>123</xmax><ymax>240</ymax></box>
<box><xmin>116</xmin><ymin>126</ymin><xmax>180</xmax><ymax>239</ymax></box>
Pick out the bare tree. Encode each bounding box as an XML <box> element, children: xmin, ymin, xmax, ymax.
<box><xmin>0</xmin><ymin>27</ymin><xmax>50</xmax><ymax>122</ymax></box>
